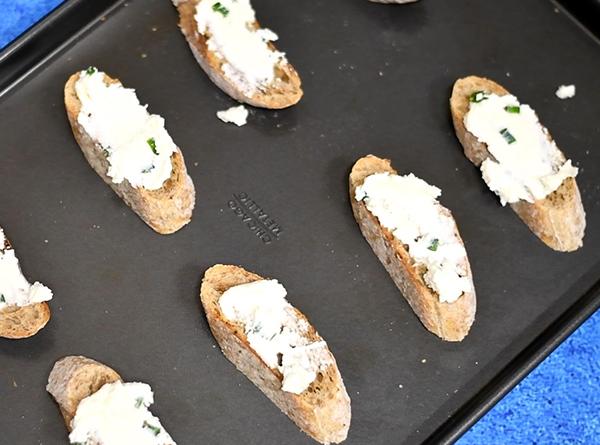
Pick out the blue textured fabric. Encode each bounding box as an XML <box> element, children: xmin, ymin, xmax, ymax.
<box><xmin>459</xmin><ymin>310</ymin><xmax>600</xmax><ymax>445</ymax></box>
<box><xmin>0</xmin><ymin>0</ymin><xmax>64</xmax><ymax>48</ymax></box>
<box><xmin>0</xmin><ymin>1</ymin><xmax>599</xmax><ymax>443</ymax></box>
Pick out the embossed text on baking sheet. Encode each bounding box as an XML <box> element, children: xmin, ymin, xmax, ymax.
<box><xmin>228</xmin><ymin>193</ymin><xmax>282</xmax><ymax>244</ymax></box>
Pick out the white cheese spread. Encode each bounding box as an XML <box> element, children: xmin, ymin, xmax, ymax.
<box><xmin>194</xmin><ymin>0</ymin><xmax>286</xmax><ymax>96</ymax></box>
<box><xmin>217</xmin><ymin>105</ymin><xmax>248</xmax><ymax>126</ymax></box>
<box><xmin>555</xmin><ymin>84</ymin><xmax>576</xmax><ymax>100</ymax></box>
<box><xmin>75</xmin><ymin>69</ymin><xmax>176</xmax><ymax>190</ymax></box>
<box><xmin>69</xmin><ymin>381</ymin><xmax>175</xmax><ymax>445</ymax></box>
<box><xmin>355</xmin><ymin>173</ymin><xmax>471</xmax><ymax>303</ymax></box>
<box><xmin>464</xmin><ymin>92</ymin><xmax>578</xmax><ymax>205</ymax></box>
<box><xmin>0</xmin><ymin>228</ymin><xmax>52</xmax><ymax>311</ymax></box>
<box><xmin>219</xmin><ymin>279</ymin><xmax>332</xmax><ymax>394</ymax></box>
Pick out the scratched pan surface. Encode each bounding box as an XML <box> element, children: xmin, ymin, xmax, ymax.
<box><xmin>1</xmin><ymin>0</ymin><xmax>600</xmax><ymax>443</ymax></box>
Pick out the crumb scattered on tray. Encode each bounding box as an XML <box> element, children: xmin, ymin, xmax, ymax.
<box><xmin>217</xmin><ymin>105</ymin><xmax>248</xmax><ymax>126</ymax></box>
<box><xmin>555</xmin><ymin>84</ymin><xmax>576</xmax><ymax>100</ymax></box>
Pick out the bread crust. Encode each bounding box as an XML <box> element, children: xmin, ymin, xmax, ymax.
<box><xmin>46</xmin><ymin>356</ymin><xmax>122</xmax><ymax>429</ymax></box>
<box><xmin>349</xmin><ymin>155</ymin><xmax>476</xmax><ymax>342</ymax></box>
<box><xmin>173</xmin><ymin>0</ymin><xmax>303</xmax><ymax>109</ymax></box>
<box><xmin>0</xmin><ymin>235</ymin><xmax>51</xmax><ymax>339</ymax></box>
<box><xmin>200</xmin><ymin>264</ymin><xmax>351</xmax><ymax>444</ymax></box>
<box><xmin>0</xmin><ymin>303</ymin><xmax>50</xmax><ymax>339</ymax></box>
<box><xmin>64</xmin><ymin>72</ymin><xmax>196</xmax><ymax>235</ymax></box>
<box><xmin>450</xmin><ymin>75</ymin><xmax>586</xmax><ymax>252</ymax></box>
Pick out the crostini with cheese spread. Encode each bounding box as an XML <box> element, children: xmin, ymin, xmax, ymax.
<box><xmin>350</xmin><ymin>155</ymin><xmax>476</xmax><ymax>342</ymax></box>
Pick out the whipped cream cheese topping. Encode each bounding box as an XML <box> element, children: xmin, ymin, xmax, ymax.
<box><xmin>195</xmin><ymin>0</ymin><xmax>286</xmax><ymax>96</ymax></box>
<box><xmin>219</xmin><ymin>279</ymin><xmax>332</xmax><ymax>394</ymax></box>
<box><xmin>75</xmin><ymin>69</ymin><xmax>176</xmax><ymax>190</ymax></box>
<box><xmin>555</xmin><ymin>84</ymin><xmax>576</xmax><ymax>100</ymax></box>
<box><xmin>0</xmin><ymin>228</ymin><xmax>52</xmax><ymax>311</ymax></box>
<box><xmin>69</xmin><ymin>381</ymin><xmax>175</xmax><ymax>445</ymax></box>
<box><xmin>464</xmin><ymin>92</ymin><xmax>578</xmax><ymax>205</ymax></box>
<box><xmin>217</xmin><ymin>105</ymin><xmax>249</xmax><ymax>126</ymax></box>
<box><xmin>355</xmin><ymin>173</ymin><xmax>472</xmax><ymax>303</ymax></box>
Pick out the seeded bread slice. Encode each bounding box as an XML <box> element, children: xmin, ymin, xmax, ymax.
<box><xmin>0</xmin><ymin>235</ymin><xmax>51</xmax><ymax>339</ymax></box>
<box><xmin>349</xmin><ymin>155</ymin><xmax>476</xmax><ymax>342</ymax></box>
<box><xmin>173</xmin><ymin>0</ymin><xmax>303</xmax><ymax>109</ymax></box>
<box><xmin>450</xmin><ymin>76</ymin><xmax>586</xmax><ymax>252</ymax></box>
<box><xmin>64</xmin><ymin>72</ymin><xmax>196</xmax><ymax>235</ymax></box>
<box><xmin>46</xmin><ymin>356</ymin><xmax>122</xmax><ymax>429</ymax></box>
<box><xmin>200</xmin><ymin>264</ymin><xmax>351</xmax><ymax>444</ymax></box>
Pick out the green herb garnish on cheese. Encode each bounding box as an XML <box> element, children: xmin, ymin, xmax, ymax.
<box><xmin>504</xmin><ymin>105</ymin><xmax>520</xmax><ymax>114</ymax></box>
<box><xmin>147</xmin><ymin>138</ymin><xmax>159</xmax><ymax>155</ymax></box>
<box><xmin>212</xmin><ymin>2</ymin><xmax>229</xmax><ymax>16</ymax></box>
<box><xmin>469</xmin><ymin>91</ymin><xmax>488</xmax><ymax>103</ymax></box>
<box><xmin>143</xmin><ymin>421</ymin><xmax>161</xmax><ymax>436</ymax></box>
<box><xmin>500</xmin><ymin>128</ymin><xmax>516</xmax><ymax>144</ymax></box>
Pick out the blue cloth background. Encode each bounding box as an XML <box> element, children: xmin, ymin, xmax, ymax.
<box><xmin>0</xmin><ymin>1</ymin><xmax>598</xmax><ymax>443</ymax></box>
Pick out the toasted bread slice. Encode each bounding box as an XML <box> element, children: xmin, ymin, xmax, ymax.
<box><xmin>349</xmin><ymin>155</ymin><xmax>476</xmax><ymax>342</ymax></box>
<box><xmin>200</xmin><ymin>264</ymin><xmax>351</xmax><ymax>444</ymax></box>
<box><xmin>173</xmin><ymin>0</ymin><xmax>303</xmax><ymax>109</ymax></box>
<box><xmin>450</xmin><ymin>76</ymin><xmax>586</xmax><ymax>252</ymax></box>
<box><xmin>47</xmin><ymin>356</ymin><xmax>175</xmax><ymax>444</ymax></box>
<box><xmin>0</xmin><ymin>234</ymin><xmax>51</xmax><ymax>340</ymax></box>
<box><xmin>46</xmin><ymin>356</ymin><xmax>122</xmax><ymax>429</ymax></box>
<box><xmin>64</xmin><ymin>72</ymin><xmax>196</xmax><ymax>235</ymax></box>
<box><xmin>0</xmin><ymin>303</ymin><xmax>50</xmax><ymax>339</ymax></box>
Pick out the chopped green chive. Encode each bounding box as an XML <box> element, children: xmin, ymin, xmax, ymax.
<box><xmin>504</xmin><ymin>105</ymin><xmax>520</xmax><ymax>114</ymax></box>
<box><xmin>469</xmin><ymin>91</ymin><xmax>488</xmax><ymax>103</ymax></box>
<box><xmin>0</xmin><ymin>295</ymin><xmax>5</xmax><ymax>303</ymax></box>
<box><xmin>428</xmin><ymin>239</ymin><xmax>439</xmax><ymax>252</ymax></box>
<box><xmin>212</xmin><ymin>2</ymin><xmax>229</xmax><ymax>16</ymax></box>
<box><xmin>143</xmin><ymin>421</ymin><xmax>161</xmax><ymax>436</ymax></box>
<box><xmin>135</xmin><ymin>397</ymin><xmax>144</xmax><ymax>409</ymax></box>
<box><xmin>147</xmin><ymin>138</ymin><xmax>159</xmax><ymax>155</ymax></box>
<box><xmin>500</xmin><ymin>128</ymin><xmax>516</xmax><ymax>144</ymax></box>
<box><xmin>85</xmin><ymin>66</ymin><xmax>97</xmax><ymax>75</ymax></box>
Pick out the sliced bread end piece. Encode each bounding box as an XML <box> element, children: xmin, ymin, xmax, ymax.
<box><xmin>174</xmin><ymin>0</ymin><xmax>303</xmax><ymax>109</ymax></box>
<box><xmin>64</xmin><ymin>72</ymin><xmax>196</xmax><ymax>235</ymax></box>
<box><xmin>450</xmin><ymin>75</ymin><xmax>586</xmax><ymax>252</ymax></box>
<box><xmin>0</xmin><ymin>302</ymin><xmax>50</xmax><ymax>339</ymax></box>
<box><xmin>349</xmin><ymin>155</ymin><xmax>476</xmax><ymax>342</ymax></box>
<box><xmin>46</xmin><ymin>355</ymin><xmax>122</xmax><ymax>429</ymax></box>
<box><xmin>200</xmin><ymin>264</ymin><xmax>351</xmax><ymax>444</ymax></box>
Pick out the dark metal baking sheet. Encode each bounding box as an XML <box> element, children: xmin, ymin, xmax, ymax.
<box><xmin>558</xmin><ymin>0</ymin><xmax>600</xmax><ymax>40</ymax></box>
<box><xmin>1</xmin><ymin>0</ymin><xmax>599</xmax><ymax>444</ymax></box>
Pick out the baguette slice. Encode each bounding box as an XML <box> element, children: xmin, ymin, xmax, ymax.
<box><xmin>65</xmin><ymin>72</ymin><xmax>196</xmax><ymax>235</ymax></box>
<box><xmin>46</xmin><ymin>356</ymin><xmax>122</xmax><ymax>429</ymax></box>
<box><xmin>349</xmin><ymin>155</ymin><xmax>476</xmax><ymax>342</ymax></box>
<box><xmin>0</xmin><ymin>303</ymin><xmax>50</xmax><ymax>340</ymax></box>
<box><xmin>450</xmin><ymin>76</ymin><xmax>586</xmax><ymax>252</ymax></box>
<box><xmin>173</xmin><ymin>0</ymin><xmax>303</xmax><ymax>109</ymax></box>
<box><xmin>200</xmin><ymin>264</ymin><xmax>351</xmax><ymax>444</ymax></box>
<box><xmin>0</xmin><ymin>235</ymin><xmax>51</xmax><ymax>339</ymax></box>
